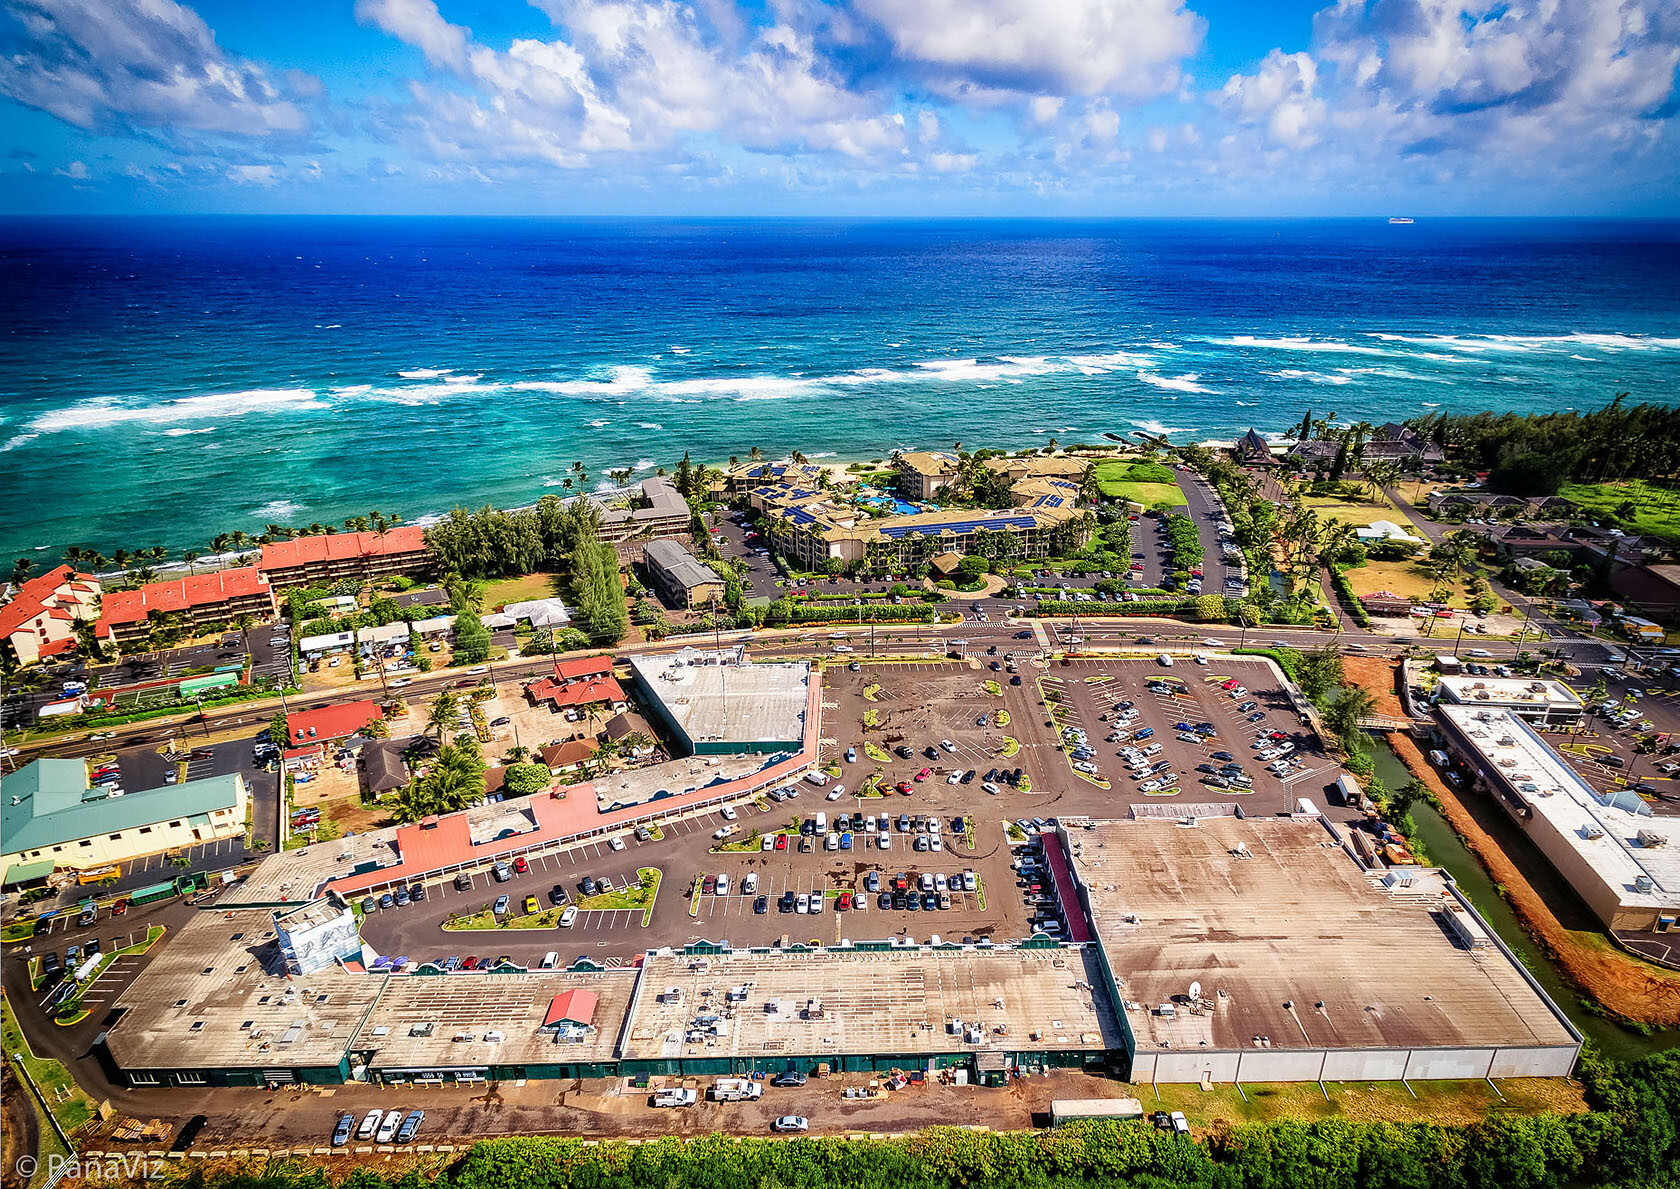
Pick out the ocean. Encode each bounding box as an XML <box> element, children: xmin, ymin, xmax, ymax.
<box><xmin>2</xmin><ymin>217</ymin><xmax>1678</xmax><ymax>563</ymax></box>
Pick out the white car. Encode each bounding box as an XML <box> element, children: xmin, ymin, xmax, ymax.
<box><xmin>796</xmin><ymin>893</ymin><xmax>811</xmax><ymax>914</ymax></box>
<box><xmin>608</xmin><ymin>836</ymin><xmax>626</xmax><ymax>851</ymax></box>
<box><xmin>982</xmin><ymin>781</ymin><xmax>1001</xmax><ymax>794</ymax></box>
<box><xmin>761</xmin><ymin>835</ymin><xmax>776</xmax><ymax>851</ymax></box>
<box><xmin>720</xmin><ymin>805</ymin><xmax>738</xmax><ymax>821</ymax></box>
<box><xmin>559</xmin><ymin>906</ymin><xmax>578</xmax><ymax>927</ymax></box>
<box><xmin>773</xmin><ymin>1116</ymin><xmax>809</xmax><ymax>1132</ymax></box>
<box><xmin>946</xmin><ymin>771</ymin><xmax>962</xmax><ymax>785</ymax></box>
<box><xmin>826</xmin><ymin>788</ymin><xmax>845</xmax><ymax>801</ymax></box>
<box><xmin>743</xmin><ymin>873</ymin><xmax>759</xmax><ymax>894</ymax></box>
<box><xmin>939</xmin><ymin>739</ymin><xmax>957</xmax><ymax>752</ymax></box>
<box><xmin>376</xmin><ymin>1110</ymin><xmax>404</xmax><ymax>1143</ymax></box>
<box><xmin>713</xmin><ymin>825</ymin><xmax>737</xmax><ymax>840</ymax></box>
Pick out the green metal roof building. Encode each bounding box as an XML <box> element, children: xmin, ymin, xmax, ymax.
<box><xmin>2</xmin><ymin>758</ymin><xmax>248</xmax><ymax>882</ymax></box>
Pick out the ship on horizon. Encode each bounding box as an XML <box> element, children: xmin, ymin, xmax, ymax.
<box><xmin>1388</xmin><ymin>216</ymin><xmax>1415</xmax><ymax>224</ymax></box>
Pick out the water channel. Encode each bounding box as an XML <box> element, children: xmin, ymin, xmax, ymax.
<box><xmin>1364</xmin><ymin>739</ymin><xmax>1678</xmax><ymax>1062</ymax></box>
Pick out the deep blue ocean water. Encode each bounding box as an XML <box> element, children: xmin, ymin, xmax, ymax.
<box><xmin>2</xmin><ymin>217</ymin><xmax>1678</xmax><ymax>562</ymax></box>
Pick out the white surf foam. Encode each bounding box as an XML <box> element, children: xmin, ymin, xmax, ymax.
<box><xmin>331</xmin><ymin>384</ymin><xmax>373</xmax><ymax>396</ymax></box>
<box><xmin>162</xmin><ymin>427</ymin><xmax>216</xmax><ymax>436</ymax></box>
<box><xmin>1219</xmin><ymin>335</ymin><xmax>1388</xmax><ymax>356</ymax></box>
<box><xmin>1263</xmin><ymin>369</ymin><xmax>1352</xmax><ymax>385</ymax></box>
<box><xmin>1137</xmin><ymin>371</ymin><xmax>1215</xmax><ymax>394</ymax></box>
<box><xmin>1</xmin><ymin>433</ymin><xmax>39</xmax><ymax>452</ymax></box>
<box><xmin>398</xmin><ymin>368</ymin><xmax>447</xmax><ymax>379</ymax></box>
<box><xmin>638</xmin><ymin>422</ymin><xmax>664</xmax><ymax>430</ymax></box>
<box><xmin>31</xmin><ymin>388</ymin><xmax>324</xmax><ymax>432</ymax></box>
<box><xmin>1132</xmin><ymin>418</ymin><xmax>1188</xmax><ymax>436</ymax></box>
<box><xmin>254</xmin><ymin>500</ymin><xmax>303</xmax><ymax>520</ymax></box>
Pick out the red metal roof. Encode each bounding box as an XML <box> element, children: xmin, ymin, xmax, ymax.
<box><xmin>99</xmin><ymin>566</ymin><xmax>273</xmax><ymax>628</ymax></box>
<box><xmin>543</xmin><ymin>989</ymin><xmax>598</xmax><ymax>1028</ymax></box>
<box><xmin>258</xmin><ymin>525</ymin><xmax>426</xmax><ymax>572</ymax></box>
<box><xmin>0</xmin><ymin>565</ymin><xmax>79</xmax><ymax>637</ymax></box>
<box><xmin>286</xmin><ymin>701</ymin><xmax>383</xmax><ymax>744</ymax></box>
<box><xmin>552</xmin><ymin>655</ymin><xmax>613</xmax><ymax>681</ymax></box>
<box><xmin>1040</xmin><ymin>833</ymin><xmax>1094</xmax><ymax>945</ymax></box>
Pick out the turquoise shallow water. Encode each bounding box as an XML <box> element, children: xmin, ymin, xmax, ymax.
<box><xmin>2</xmin><ymin>217</ymin><xmax>1678</xmax><ymax>562</ymax></box>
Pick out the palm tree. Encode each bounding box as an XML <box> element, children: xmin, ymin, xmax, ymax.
<box><xmin>183</xmin><ymin>550</ymin><xmax>200</xmax><ymax>574</ymax></box>
<box><xmin>748</xmin><ymin>445</ymin><xmax>763</xmax><ymax>462</ymax></box>
<box><xmin>426</xmin><ymin>690</ymin><xmax>459</xmax><ymax>739</ymax></box>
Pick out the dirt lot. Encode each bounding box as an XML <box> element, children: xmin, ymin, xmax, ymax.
<box><xmin>1342</xmin><ymin>655</ymin><xmax>1407</xmax><ymax>718</ymax></box>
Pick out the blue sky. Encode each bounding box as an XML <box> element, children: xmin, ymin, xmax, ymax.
<box><xmin>1</xmin><ymin>0</ymin><xmax>1677</xmax><ymax>216</ymax></box>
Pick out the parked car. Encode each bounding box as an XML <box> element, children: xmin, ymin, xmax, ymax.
<box><xmin>773</xmin><ymin>1116</ymin><xmax>810</xmax><ymax>1132</ymax></box>
<box><xmin>332</xmin><ymin>1115</ymin><xmax>355</xmax><ymax>1147</ymax></box>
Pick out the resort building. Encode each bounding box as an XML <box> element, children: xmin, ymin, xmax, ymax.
<box><xmin>1233</xmin><ymin>429</ymin><xmax>1277</xmax><ymax>467</ymax></box>
<box><xmin>1434</xmin><ymin>676</ymin><xmax>1585</xmax><ymax>728</ymax></box>
<box><xmin>642</xmin><ymin>538</ymin><xmax>726</xmax><ymax>609</ymax></box>
<box><xmin>98</xmin><ymin>566</ymin><xmax>277</xmax><ymax>644</ymax></box>
<box><xmin>709</xmin><ymin>460</ymin><xmax>827</xmax><ymax>498</ymax></box>
<box><xmin>1059</xmin><ymin>814</ymin><xmax>1580</xmax><ymax>1083</ymax></box>
<box><xmin>1</xmin><ymin>759</ymin><xmax>249</xmax><ymax>883</ymax></box>
<box><xmin>758</xmin><ymin>483</ymin><xmax>1086</xmax><ymax>571</ymax></box>
<box><xmin>590</xmin><ymin>477</ymin><xmax>692</xmax><ymax>550</ymax></box>
<box><xmin>1436</xmin><ymin>706</ymin><xmax>1680</xmax><ymax>932</ymax></box>
<box><xmin>257</xmin><ymin>526</ymin><xmax>430</xmax><ymax>589</ymax></box>
<box><xmin>628</xmin><ymin>647</ymin><xmax>809</xmax><ymax>755</ymax></box>
<box><xmin>1362</xmin><ymin>423</ymin><xmax>1445</xmax><ymax>467</ymax></box>
<box><xmin>0</xmin><ymin>565</ymin><xmax>107</xmax><ymax>666</ymax></box>
<box><xmin>895</xmin><ymin>451</ymin><xmax>960</xmax><ymax>499</ymax></box>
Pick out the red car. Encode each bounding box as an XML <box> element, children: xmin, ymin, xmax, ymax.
<box><xmin>462</xmin><ymin>956</ymin><xmax>481</xmax><ymax>970</ymax></box>
<box><xmin>896</xmin><ymin>781</ymin><xmax>912</xmax><ymax>795</ymax></box>
<box><xmin>774</xmin><ymin>834</ymin><xmax>788</xmax><ymax>851</ymax></box>
<box><xmin>915</xmin><ymin>768</ymin><xmax>932</xmax><ymax>782</ymax></box>
<box><xmin>703</xmin><ymin>876</ymin><xmax>716</xmax><ymax>894</ymax></box>
<box><xmin>1269</xmin><ymin>731</ymin><xmax>1288</xmax><ymax>740</ymax></box>
<box><xmin>1221</xmin><ymin>678</ymin><xmax>1240</xmax><ymax>690</ymax></box>
<box><xmin>837</xmin><ymin>892</ymin><xmax>853</xmax><ymax>910</ymax></box>
<box><xmin>513</xmin><ymin>856</ymin><xmax>530</xmax><ymax>874</ymax></box>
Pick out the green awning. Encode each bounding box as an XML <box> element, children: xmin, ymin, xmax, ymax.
<box><xmin>187</xmin><ymin>812</ymin><xmax>214</xmax><ymax>828</ymax></box>
<box><xmin>2</xmin><ymin>858</ymin><xmax>56</xmax><ymax>886</ymax></box>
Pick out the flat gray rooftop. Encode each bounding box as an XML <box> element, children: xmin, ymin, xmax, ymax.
<box><xmin>105</xmin><ymin>910</ymin><xmax>379</xmax><ymax>1071</ymax></box>
<box><xmin>630</xmin><ymin>650</ymin><xmax>809</xmax><ymax>747</ymax></box>
<box><xmin>354</xmin><ymin>969</ymin><xmax>636</xmax><ymax>1071</ymax></box>
<box><xmin>1067</xmin><ymin>818</ymin><xmax>1577</xmax><ymax>1053</ymax></box>
<box><xmin>622</xmin><ymin>945</ymin><xmax>1122</xmax><ymax>1063</ymax></box>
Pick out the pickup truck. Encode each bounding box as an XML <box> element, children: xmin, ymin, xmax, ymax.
<box><xmin>652</xmin><ymin>1087</ymin><xmax>699</xmax><ymax>1108</ymax></box>
<box><xmin>711</xmin><ymin>1078</ymin><xmax>763</xmax><ymax>1102</ymax></box>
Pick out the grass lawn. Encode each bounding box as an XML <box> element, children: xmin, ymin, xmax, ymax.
<box><xmin>1</xmin><ymin>996</ymin><xmax>97</xmax><ymax>1135</ymax></box>
<box><xmin>1108</xmin><ymin>481</ymin><xmax>1187</xmax><ymax>510</ymax></box>
<box><xmin>480</xmin><ymin>572</ymin><xmax>562</xmax><ymax>609</ymax></box>
<box><xmin>1299</xmin><ymin>491</ymin><xmax>1411</xmax><ymax>530</ymax></box>
<box><xmin>1343</xmin><ymin>559</ymin><xmax>1464</xmax><ymax>606</ymax></box>
<box><xmin>1091</xmin><ymin>460</ymin><xmax>1187</xmax><ymax>510</ymax></box>
<box><xmin>1147</xmin><ymin>1077</ymin><xmax>1584</xmax><ymax>1131</ymax></box>
<box><xmin>1559</xmin><ymin>479</ymin><xmax>1680</xmax><ymax>542</ymax></box>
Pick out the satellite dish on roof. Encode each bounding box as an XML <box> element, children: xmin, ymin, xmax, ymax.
<box><xmin>1188</xmin><ymin>981</ymin><xmax>1202</xmax><ymax>1003</ymax></box>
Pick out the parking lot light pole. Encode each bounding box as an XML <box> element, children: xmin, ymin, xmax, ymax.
<box><xmin>1452</xmin><ymin>621</ymin><xmax>1469</xmax><ymax>659</ymax></box>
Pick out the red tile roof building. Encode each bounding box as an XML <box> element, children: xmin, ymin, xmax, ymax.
<box><xmin>258</xmin><ymin>525</ymin><xmax>430</xmax><ymax>589</ymax></box>
<box><xmin>285</xmin><ymin>701</ymin><xmax>384</xmax><ymax>746</ymax></box>
<box><xmin>0</xmin><ymin>566</ymin><xmax>107</xmax><ymax>666</ymax></box>
<box><xmin>526</xmin><ymin>674</ymin><xmax>627</xmax><ymax>712</ymax></box>
<box><xmin>99</xmin><ymin>566</ymin><xmax>277</xmax><ymax>643</ymax></box>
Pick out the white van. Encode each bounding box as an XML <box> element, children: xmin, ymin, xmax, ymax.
<box><xmin>813</xmin><ymin>812</ymin><xmax>828</xmax><ymax>835</ymax></box>
<box><xmin>540</xmin><ymin>951</ymin><xmax>559</xmax><ymax>969</ymax></box>
<box><xmin>804</xmin><ymin>771</ymin><xmax>829</xmax><ymax>787</ymax></box>
<box><xmin>1157</xmin><ymin>653</ymin><xmax>1173</xmax><ymax>667</ymax></box>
